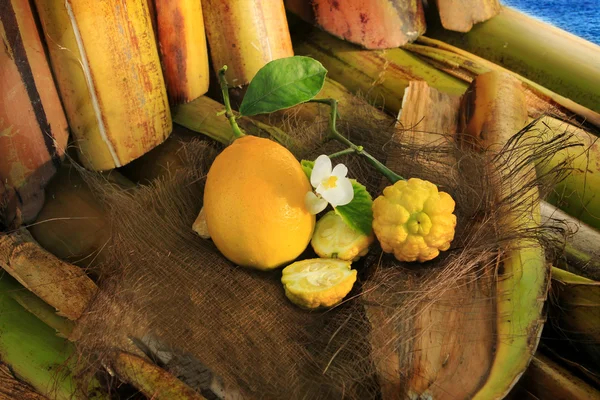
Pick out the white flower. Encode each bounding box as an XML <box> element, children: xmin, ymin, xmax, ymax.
<box><xmin>304</xmin><ymin>155</ymin><xmax>354</xmax><ymax>214</ymax></box>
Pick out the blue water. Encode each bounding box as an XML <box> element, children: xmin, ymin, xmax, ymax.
<box><xmin>502</xmin><ymin>0</ymin><xmax>600</xmax><ymax>45</ymax></box>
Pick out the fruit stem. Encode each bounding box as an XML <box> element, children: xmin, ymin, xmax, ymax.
<box><xmin>218</xmin><ymin>66</ymin><xmax>245</xmax><ymax>140</ymax></box>
<box><xmin>309</xmin><ymin>98</ymin><xmax>404</xmax><ymax>183</ymax></box>
<box><xmin>328</xmin><ymin>148</ymin><xmax>355</xmax><ymax>159</ymax></box>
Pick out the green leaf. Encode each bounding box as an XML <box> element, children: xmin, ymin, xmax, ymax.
<box><xmin>239</xmin><ymin>56</ymin><xmax>327</xmax><ymax>116</ymax></box>
<box><xmin>301</xmin><ymin>160</ymin><xmax>314</xmax><ymax>180</ymax></box>
<box><xmin>335</xmin><ymin>180</ymin><xmax>373</xmax><ymax>236</ymax></box>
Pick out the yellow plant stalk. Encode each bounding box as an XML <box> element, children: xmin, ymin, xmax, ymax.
<box><xmin>459</xmin><ymin>72</ymin><xmax>547</xmax><ymax>399</ymax></box>
<box><xmin>285</xmin><ymin>0</ymin><xmax>426</xmax><ymax>49</ymax></box>
<box><xmin>293</xmin><ymin>28</ymin><xmax>467</xmax><ymax>112</ymax></box>
<box><xmin>427</xmin><ymin>7</ymin><xmax>600</xmax><ymax>113</ymax></box>
<box><xmin>152</xmin><ymin>0</ymin><xmax>210</xmax><ymax>104</ymax></box>
<box><xmin>202</xmin><ymin>0</ymin><xmax>293</xmax><ymax>86</ymax></box>
<box><xmin>0</xmin><ymin>0</ymin><xmax>69</xmax><ymax>226</ymax></box>
<box><xmin>434</xmin><ymin>0</ymin><xmax>500</xmax><ymax>32</ymax></box>
<box><xmin>33</xmin><ymin>0</ymin><xmax>172</xmax><ymax>171</ymax></box>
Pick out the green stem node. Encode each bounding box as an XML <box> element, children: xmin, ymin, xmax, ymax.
<box><xmin>308</xmin><ymin>98</ymin><xmax>404</xmax><ymax>183</ymax></box>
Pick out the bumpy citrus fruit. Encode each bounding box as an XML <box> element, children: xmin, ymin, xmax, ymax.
<box><xmin>372</xmin><ymin>178</ymin><xmax>456</xmax><ymax>262</ymax></box>
<box><xmin>281</xmin><ymin>258</ymin><xmax>357</xmax><ymax>309</ymax></box>
<box><xmin>311</xmin><ymin>211</ymin><xmax>374</xmax><ymax>261</ymax></box>
<box><xmin>203</xmin><ymin>136</ymin><xmax>315</xmax><ymax>270</ymax></box>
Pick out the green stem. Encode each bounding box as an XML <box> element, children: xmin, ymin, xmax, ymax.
<box><xmin>218</xmin><ymin>66</ymin><xmax>245</xmax><ymax>140</ymax></box>
<box><xmin>309</xmin><ymin>98</ymin><xmax>404</xmax><ymax>183</ymax></box>
<box><xmin>328</xmin><ymin>148</ymin><xmax>355</xmax><ymax>159</ymax></box>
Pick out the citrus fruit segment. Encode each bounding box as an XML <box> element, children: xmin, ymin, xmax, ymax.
<box><xmin>311</xmin><ymin>211</ymin><xmax>374</xmax><ymax>261</ymax></box>
<box><xmin>281</xmin><ymin>258</ymin><xmax>357</xmax><ymax>309</ymax></box>
<box><xmin>202</xmin><ymin>136</ymin><xmax>315</xmax><ymax>270</ymax></box>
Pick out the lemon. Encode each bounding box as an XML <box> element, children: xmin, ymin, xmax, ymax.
<box><xmin>311</xmin><ymin>211</ymin><xmax>374</xmax><ymax>261</ymax></box>
<box><xmin>281</xmin><ymin>258</ymin><xmax>357</xmax><ymax>309</ymax></box>
<box><xmin>203</xmin><ymin>136</ymin><xmax>315</xmax><ymax>270</ymax></box>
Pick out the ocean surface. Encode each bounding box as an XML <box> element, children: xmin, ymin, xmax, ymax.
<box><xmin>501</xmin><ymin>0</ymin><xmax>600</xmax><ymax>45</ymax></box>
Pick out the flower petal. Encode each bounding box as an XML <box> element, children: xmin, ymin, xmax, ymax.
<box><xmin>317</xmin><ymin>177</ymin><xmax>354</xmax><ymax>207</ymax></box>
<box><xmin>310</xmin><ymin>155</ymin><xmax>332</xmax><ymax>188</ymax></box>
<box><xmin>305</xmin><ymin>191</ymin><xmax>328</xmax><ymax>215</ymax></box>
<box><xmin>331</xmin><ymin>163</ymin><xmax>348</xmax><ymax>178</ymax></box>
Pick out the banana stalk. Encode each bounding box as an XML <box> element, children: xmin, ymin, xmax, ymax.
<box><xmin>459</xmin><ymin>72</ymin><xmax>548</xmax><ymax>399</ymax></box>
<box><xmin>292</xmin><ymin>28</ymin><xmax>467</xmax><ymax>112</ymax></box>
<box><xmin>285</xmin><ymin>0</ymin><xmax>426</xmax><ymax>49</ymax></box>
<box><xmin>404</xmin><ymin>37</ymin><xmax>600</xmax><ymax>129</ymax></box>
<box><xmin>533</xmin><ymin>116</ymin><xmax>600</xmax><ymax>232</ymax></box>
<box><xmin>515</xmin><ymin>354</ymin><xmax>600</xmax><ymax>399</ymax></box>
<box><xmin>2</xmin><ymin>273</ymin><xmax>75</xmax><ymax>338</ymax></box>
<box><xmin>202</xmin><ymin>0</ymin><xmax>293</xmax><ymax>86</ymax></box>
<box><xmin>293</xmin><ymin>26</ymin><xmax>600</xmax><ymax>129</ymax></box>
<box><xmin>549</xmin><ymin>267</ymin><xmax>600</xmax><ymax>370</ymax></box>
<box><xmin>173</xmin><ymin>96</ymin><xmax>298</xmax><ymax>149</ymax></box>
<box><xmin>294</xmin><ymin>31</ymin><xmax>600</xmax><ymax>227</ymax></box>
<box><xmin>0</xmin><ymin>0</ymin><xmax>69</xmax><ymax>227</ymax></box>
<box><xmin>113</xmin><ymin>353</ymin><xmax>206</xmax><ymax>400</ymax></box>
<box><xmin>151</xmin><ymin>0</ymin><xmax>210</xmax><ymax>104</ymax></box>
<box><xmin>33</xmin><ymin>0</ymin><xmax>172</xmax><ymax>171</ymax></box>
<box><xmin>0</xmin><ymin>228</ymin><xmax>98</xmax><ymax>321</ymax></box>
<box><xmin>0</xmin><ymin>274</ymin><xmax>103</xmax><ymax>399</ymax></box>
<box><xmin>427</xmin><ymin>7</ymin><xmax>600</xmax><ymax>114</ymax></box>
<box><xmin>540</xmin><ymin>201</ymin><xmax>600</xmax><ymax>281</ymax></box>
<box><xmin>433</xmin><ymin>0</ymin><xmax>500</xmax><ymax>32</ymax></box>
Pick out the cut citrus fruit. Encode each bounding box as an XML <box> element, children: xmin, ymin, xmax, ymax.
<box><xmin>281</xmin><ymin>258</ymin><xmax>357</xmax><ymax>309</ymax></box>
<box><xmin>311</xmin><ymin>211</ymin><xmax>374</xmax><ymax>260</ymax></box>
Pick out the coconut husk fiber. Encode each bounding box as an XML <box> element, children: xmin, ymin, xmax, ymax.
<box><xmin>67</xmin><ymin>87</ymin><xmax>579</xmax><ymax>399</ymax></box>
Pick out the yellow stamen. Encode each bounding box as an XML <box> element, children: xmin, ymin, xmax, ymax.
<box><xmin>322</xmin><ymin>176</ymin><xmax>338</xmax><ymax>189</ymax></box>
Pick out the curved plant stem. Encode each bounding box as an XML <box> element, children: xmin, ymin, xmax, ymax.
<box><xmin>328</xmin><ymin>148</ymin><xmax>355</xmax><ymax>159</ymax></box>
<box><xmin>309</xmin><ymin>98</ymin><xmax>404</xmax><ymax>183</ymax></box>
<box><xmin>218</xmin><ymin>66</ymin><xmax>245</xmax><ymax>140</ymax></box>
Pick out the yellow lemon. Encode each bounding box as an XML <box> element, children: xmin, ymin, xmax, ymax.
<box><xmin>202</xmin><ymin>136</ymin><xmax>315</xmax><ymax>270</ymax></box>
